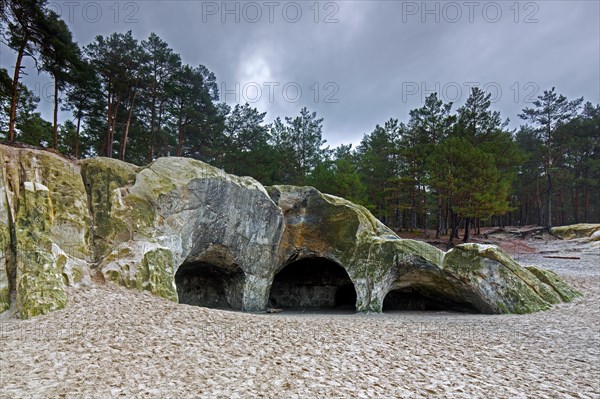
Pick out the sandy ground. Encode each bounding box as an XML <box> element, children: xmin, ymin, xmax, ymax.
<box><xmin>0</xmin><ymin>239</ymin><xmax>598</xmax><ymax>398</ymax></box>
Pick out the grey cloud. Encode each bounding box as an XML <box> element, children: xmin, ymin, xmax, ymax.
<box><xmin>1</xmin><ymin>0</ymin><xmax>598</xmax><ymax>148</ymax></box>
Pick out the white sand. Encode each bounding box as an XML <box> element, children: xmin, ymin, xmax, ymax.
<box><xmin>1</xmin><ymin>242</ymin><xmax>598</xmax><ymax>398</ymax></box>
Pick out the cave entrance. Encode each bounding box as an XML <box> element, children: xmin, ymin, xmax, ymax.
<box><xmin>382</xmin><ymin>287</ymin><xmax>480</xmax><ymax>313</ymax></box>
<box><xmin>175</xmin><ymin>262</ymin><xmax>244</xmax><ymax>310</ymax></box>
<box><xmin>269</xmin><ymin>257</ymin><xmax>357</xmax><ymax>311</ymax></box>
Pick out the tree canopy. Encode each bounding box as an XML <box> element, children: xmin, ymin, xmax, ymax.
<box><xmin>1</xmin><ymin>0</ymin><xmax>598</xmax><ymax>242</ymax></box>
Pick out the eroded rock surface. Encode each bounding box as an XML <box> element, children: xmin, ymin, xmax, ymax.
<box><xmin>0</xmin><ymin>146</ymin><xmax>92</xmax><ymax>318</ymax></box>
<box><xmin>551</xmin><ymin>223</ymin><xmax>600</xmax><ymax>240</ymax></box>
<box><xmin>0</xmin><ymin>144</ymin><xmax>581</xmax><ymax>317</ymax></box>
<box><xmin>81</xmin><ymin>156</ymin><xmax>284</xmax><ymax>311</ymax></box>
<box><xmin>268</xmin><ymin>186</ymin><xmax>580</xmax><ymax>313</ymax></box>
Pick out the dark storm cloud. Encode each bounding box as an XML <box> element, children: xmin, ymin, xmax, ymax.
<box><xmin>2</xmin><ymin>0</ymin><xmax>598</xmax><ymax>147</ymax></box>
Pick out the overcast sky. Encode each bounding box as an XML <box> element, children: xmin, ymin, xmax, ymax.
<box><xmin>1</xmin><ymin>0</ymin><xmax>599</xmax><ymax>147</ymax></box>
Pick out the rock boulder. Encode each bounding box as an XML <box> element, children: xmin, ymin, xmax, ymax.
<box><xmin>550</xmin><ymin>224</ymin><xmax>600</xmax><ymax>240</ymax></box>
<box><xmin>0</xmin><ymin>144</ymin><xmax>582</xmax><ymax>317</ymax></box>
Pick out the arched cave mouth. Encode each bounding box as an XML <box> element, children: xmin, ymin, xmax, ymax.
<box><xmin>382</xmin><ymin>287</ymin><xmax>480</xmax><ymax>313</ymax></box>
<box><xmin>268</xmin><ymin>257</ymin><xmax>357</xmax><ymax>311</ymax></box>
<box><xmin>175</xmin><ymin>262</ymin><xmax>244</xmax><ymax>310</ymax></box>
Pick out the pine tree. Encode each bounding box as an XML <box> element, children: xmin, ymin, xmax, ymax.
<box><xmin>1</xmin><ymin>0</ymin><xmax>50</xmax><ymax>142</ymax></box>
<box><xmin>306</xmin><ymin>144</ymin><xmax>369</xmax><ymax>205</ymax></box>
<box><xmin>39</xmin><ymin>11</ymin><xmax>81</xmax><ymax>148</ymax></box>
<box><xmin>356</xmin><ymin>120</ymin><xmax>403</xmax><ymax>225</ymax></box>
<box><xmin>406</xmin><ymin>93</ymin><xmax>455</xmax><ymax>236</ymax></box>
<box><xmin>271</xmin><ymin>107</ymin><xmax>327</xmax><ymax>185</ymax></box>
<box><xmin>220</xmin><ymin>103</ymin><xmax>276</xmax><ymax>182</ymax></box>
<box><xmin>519</xmin><ymin>88</ymin><xmax>583</xmax><ymax>227</ymax></box>
<box><xmin>140</xmin><ymin>33</ymin><xmax>181</xmax><ymax>162</ymax></box>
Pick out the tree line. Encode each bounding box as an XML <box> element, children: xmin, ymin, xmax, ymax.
<box><xmin>1</xmin><ymin>0</ymin><xmax>598</xmax><ymax>244</ymax></box>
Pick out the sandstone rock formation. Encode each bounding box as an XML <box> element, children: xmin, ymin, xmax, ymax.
<box><xmin>550</xmin><ymin>223</ymin><xmax>600</xmax><ymax>240</ymax></box>
<box><xmin>0</xmin><ymin>144</ymin><xmax>581</xmax><ymax>318</ymax></box>
<box><xmin>0</xmin><ymin>145</ymin><xmax>91</xmax><ymax>318</ymax></box>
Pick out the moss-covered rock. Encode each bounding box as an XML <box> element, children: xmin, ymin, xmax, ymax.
<box><xmin>80</xmin><ymin>157</ymin><xmax>138</xmax><ymax>259</ymax></box>
<box><xmin>443</xmin><ymin>244</ymin><xmax>565</xmax><ymax>314</ymax></box>
<box><xmin>266</xmin><ymin>186</ymin><xmax>583</xmax><ymax>314</ymax></box>
<box><xmin>53</xmin><ymin>244</ymin><xmax>91</xmax><ymax>287</ymax></box>
<box><xmin>0</xmin><ymin>168</ymin><xmax>12</xmax><ymax>312</ymax></box>
<box><xmin>90</xmin><ymin>157</ymin><xmax>283</xmax><ymax>310</ymax></box>
<box><xmin>0</xmin><ymin>145</ymin><xmax>93</xmax><ymax>318</ymax></box>
<box><xmin>15</xmin><ymin>181</ymin><xmax>68</xmax><ymax>318</ymax></box>
<box><xmin>269</xmin><ymin>186</ymin><xmax>455</xmax><ymax>312</ymax></box>
<box><xmin>525</xmin><ymin>265</ymin><xmax>582</xmax><ymax>302</ymax></box>
<box><xmin>100</xmin><ymin>242</ymin><xmax>177</xmax><ymax>301</ymax></box>
<box><xmin>16</xmin><ymin>249</ymin><xmax>67</xmax><ymax>319</ymax></box>
<box><xmin>0</xmin><ymin>144</ymin><xmax>582</xmax><ymax>317</ymax></box>
<box><xmin>550</xmin><ymin>224</ymin><xmax>600</xmax><ymax>240</ymax></box>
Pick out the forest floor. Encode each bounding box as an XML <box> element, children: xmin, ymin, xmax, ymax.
<box><xmin>0</xmin><ymin>232</ymin><xmax>598</xmax><ymax>398</ymax></box>
<box><xmin>396</xmin><ymin>225</ymin><xmax>556</xmax><ymax>253</ymax></box>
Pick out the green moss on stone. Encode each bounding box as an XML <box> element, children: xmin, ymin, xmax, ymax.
<box><xmin>56</xmin><ymin>254</ymin><xmax>68</xmax><ymax>284</ymax></box>
<box><xmin>550</xmin><ymin>224</ymin><xmax>600</xmax><ymax>239</ymax></box>
<box><xmin>129</xmin><ymin>195</ymin><xmax>155</xmax><ymax>226</ymax></box>
<box><xmin>26</xmin><ymin>152</ymin><xmax>88</xmax><ymax>229</ymax></box>
<box><xmin>444</xmin><ymin>244</ymin><xmax>557</xmax><ymax>314</ymax></box>
<box><xmin>15</xmin><ymin>181</ymin><xmax>68</xmax><ymax>319</ymax></box>
<box><xmin>104</xmin><ymin>269</ymin><xmax>124</xmax><ymax>285</ymax></box>
<box><xmin>525</xmin><ymin>265</ymin><xmax>582</xmax><ymax>302</ymax></box>
<box><xmin>495</xmin><ymin>264</ymin><xmax>553</xmax><ymax>314</ymax></box>
<box><xmin>138</xmin><ymin>248</ymin><xmax>177</xmax><ymax>301</ymax></box>
<box><xmin>80</xmin><ymin>158</ymin><xmax>138</xmax><ymax>257</ymax></box>
<box><xmin>102</xmin><ymin>246</ymin><xmax>177</xmax><ymax>302</ymax></box>
<box><xmin>0</xmin><ymin>287</ymin><xmax>9</xmax><ymax>312</ymax></box>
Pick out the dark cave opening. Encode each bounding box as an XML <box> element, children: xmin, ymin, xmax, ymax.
<box><xmin>268</xmin><ymin>257</ymin><xmax>357</xmax><ymax>310</ymax></box>
<box><xmin>175</xmin><ymin>262</ymin><xmax>244</xmax><ymax>310</ymax></box>
<box><xmin>382</xmin><ymin>287</ymin><xmax>480</xmax><ymax>313</ymax></box>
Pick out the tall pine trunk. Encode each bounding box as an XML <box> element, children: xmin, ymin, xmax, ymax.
<box><xmin>421</xmin><ymin>187</ymin><xmax>427</xmax><ymax>233</ymax></box>
<box><xmin>177</xmin><ymin>123</ymin><xmax>184</xmax><ymax>157</ymax></box>
<box><xmin>147</xmin><ymin>88</ymin><xmax>157</xmax><ymax>164</ymax></box>
<box><xmin>558</xmin><ymin>187</ymin><xmax>565</xmax><ymax>226</ymax></box>
<box><xmin>120</xmin><ymin>90</ymin><xmax>137</xmax><ymax>161</ymax></box>
<box><xmin>53</xmin><ymin>78</ymin><xmax>59</xmax><ymax>148</ymax></box>
<box><xmin>8</xmin><ymin>41</ymin><xmax>27</xmax><ymax>142</ymax></box>
<box><xmin>176</xmin><ymin>103</ymin><xmax>186</xmax><ymax>157</ymax></box>
<box><xmin>447</xmin><ymin>210</ymin><xmax>454</xmax><ymax>249</ymax></box>
<box><xmin>463</xmin><ymin>218</ymin><xmax>470</xmax><ymax>242</ymax></box>
<box><xmin>74</xmin><ymin>112</ymin><xmax>81</xmax><ymax>158</ymax></box>
<box><xmin>573</xmin><ymin>187</ymin><xmax>579</xmax><ymax>224</ymax></box>
<box><xmin>108</xmin><ymin>97</ymin><xmax>121</xmax><ymax>157</ymax></box>
<box><xmin>155</xmin><ymin>101</ymin><xmax>165</xmax><ymax>158</ymax></box>
<box><xmin>444</xmin><ymin>201</ymin><xmax>449</xmax><ymax>235</ymax></box>
<box><xmin>410</xmin><ymin>185</ymin><xmax>416</xmax><ymax>230</ymax></box>
<box><xmin>435</xmin><ymin>195</ymin><xmax>442</xmax><ymax>238</ymax></box>
<box><xmin>102</xmin><ymin>88</ymin><xmax>112</xmax><ymax>157</ymax></box>
<box><xmin>546</xmin><ymin>125</ymin><xmax>553</xmax><ymax>228</ymax></box>
<box><xmin>547</xmin><ymin>172</ymin><xmax>553</xmax><ymax>228</ymax></box>
<box><xmin>584</xmin><ymin>170</ymin><xmax>590</xmax><ymax>223</ymax></box>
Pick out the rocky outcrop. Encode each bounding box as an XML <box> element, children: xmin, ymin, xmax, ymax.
<box><xmin>550</xmin><ymin>224</ymin><xmax>600</xmax><ymax>240</ymax></box>
<box><xmin>80</xmin><ymin>156</ymin><xmax>284</xmax><ymax>311</ymax></box>
<box><xmin>443</xmin><ymin>244</ymin><xmax>566</xmax><ymax>313</ymax></box>
<box><xmin>0</xmin><ymin>146</ymin><xmax>92</xmax><ymax>318</ymax></box>
<box><xmin>524</xmin><ymin>265</ymin><xmax>581</xmax><ymax>302</ymax></box>
<box><xmin>268</xmin><ymin>186</ymin><xmax>579</xmax><ymax>313</ymax></box>
<box><xmin>268</xmin><ymin>186</ymin><xmax>448</xmax><ymax>312</ymax></box>
<box><xmin>0</xmin><ymin>144</ymin><xmax>581</xmax><ymax>317</ymax></box>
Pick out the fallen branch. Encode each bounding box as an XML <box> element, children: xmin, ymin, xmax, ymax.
<box><xmin>487</xmin><ymin>226</ymin><xmax>549</xmax><ymax>239</ymax></box>
<box><xmin>542</xmin><ymin>256</ymin><xmax>580</xmax><ymax>260</ymax></box>
<box><xmin>507</xmin><ymin>227</ymin><xmax>549</xmax><ymax>238</ymax></box>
